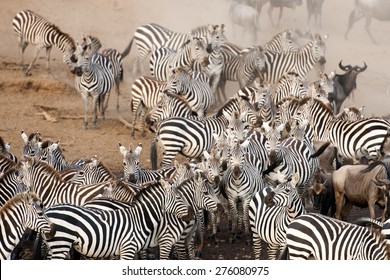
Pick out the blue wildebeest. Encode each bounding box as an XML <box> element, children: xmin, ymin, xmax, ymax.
<box><xmin>345</xmin><ymin>0</ymin><xmax>390</xmax><ymax>44</ymax></box>
<box><xmin>332</xmin><ymin>161</ymin><xmax>390</xmax><ymax>222</ymax></box>
<box><xmin>306</xmin><ymin>0</ymin><xmax>325</xmax><ymax>30</ymax></box>
<box><xmin>327</xmin><ymin>60</ymin><xmax>367</xmax><ymax>115</ymax></box>
<box><xmin>229</xmin><ymin>1</ymin><xmax>259</xmax><ymax>43</ymax></box>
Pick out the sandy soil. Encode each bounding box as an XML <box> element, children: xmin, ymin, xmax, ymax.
<box><xmin>0</xmin><ymin>0</ymin><xmax>389</xmax><ymax>260</ymax></box>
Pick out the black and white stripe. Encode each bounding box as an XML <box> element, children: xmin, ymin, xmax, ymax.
<box><xmin>12</xmin><ymin>10</ymin><xmax>77</xmax><ymax>76</ymax></box>
<box><xmin>0</xmin><ymin>192</ymin><xmax>55</xmax><ymax>260</ymax></box>
<box><xmin>282</xmin><ymin>213</ymin><xmax>390</xmax><ymax>260</ymax></box>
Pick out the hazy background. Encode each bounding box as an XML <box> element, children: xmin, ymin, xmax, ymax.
<box><xmin>1</xmin><ymin>0</ymin><xmax>390</xmax><ymax>116</ymax></box>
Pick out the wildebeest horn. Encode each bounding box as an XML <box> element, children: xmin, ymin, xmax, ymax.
<box><xmin>339</xmin><ymin>60</ymin><xmax>351</xmax><ymax>71</ymax></box>
<box><xmin>372</xmin><ymin>174</ymin><xmax>390</xmax><ymax>186</ymax></box>
<box><xmin>355</xmin><ymin>61</ymin><xmax>367</xmax><ymax>72</ymax></box>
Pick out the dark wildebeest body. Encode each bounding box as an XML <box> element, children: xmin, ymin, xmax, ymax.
<box><xmin>309</xmin><ymin>169</ymin><xmax>335</xmax><ymax>216</ymax></box>
<box><xmin>332</xmin><ymin>161</ymin><xmax>390</xmax><ymax>222</ymax></box>
<box><xmin>327</xmin><ymin>60</ymin><xmax>367</xmax><ymax>115</ymax></box>
<box><xmin>345</xmin><ymin>0</ymin><xmax>390</xmax><ymax>44</ymax></box>
<box><xmin>306</xmin><ymin>0</ymin><xmax>325</xmax><ymax>30</ymax></box>
<box><xmin>267</xmin><ymin>0</ymin><xmax>303</xmax><ymax>27</ymax></box>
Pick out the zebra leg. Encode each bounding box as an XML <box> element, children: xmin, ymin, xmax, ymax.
<box><xmin>252</xmin><ymin>231</ymin><xmax>263</xmax><ymax>260</ymax></box>
<box><xmin>228</xmin><ymin>199</ymin><xmax>238</xmax><ymax>243</ymax></box>
<box><xmin>115</xmin><ymin>79</ymin><xmax>120</xmax><ymax>112</ymax></box>
<box><xmin>267</xmin><ymin>243</ymin><xmax>279</xmax><ymax>260</ymax></box>
<box><xmin>92</xmin><ymin>94</ymin><xmax>99</xmax><ymax>129</ymax></box>
<box><xmin>45</xmin><ymin>46</ymin><xmax>52</xmax><ymax>73</ymax></box>
<box><xmin>82</xmin><ymin>93</ymin><xmax>89</xmax><ymax>129</ymax></box>
<box><xmin>25</xmin><ymin>45</ymin><xmax>44</xmax><ymax>76</ymax></box>
<box><xmin>243</xmin><ymin>201</ymin><xmax>252</xmax><ymax>246</ymax></box>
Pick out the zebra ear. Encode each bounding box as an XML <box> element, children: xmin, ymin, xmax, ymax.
<box><xmin>118</xmin><ymin>143</ymin><xmax>127</xmax><ymax>156</ymax></box>
<box><xmin>21</xmin><ymin>130</ymin><xmax>28</xmax><ymax>143</ymax></box>
<box><xmin>134</xmin><ymin>143</ymin><xmax>142</xmax><ymax>157</ymax></box>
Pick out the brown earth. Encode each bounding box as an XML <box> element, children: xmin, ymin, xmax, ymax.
<box><xmin>1</xmin><ymin>0</ymin><xmax>389</xmax><ymax>260</ymax></box>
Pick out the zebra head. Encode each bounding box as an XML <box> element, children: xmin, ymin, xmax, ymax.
<box><xmin>119</xmin><ymin>143</ymin><xmax>142</xmax><ymax>184</ymax></box>
<box><xmin>191</xmin><ymin>169</ymin><xmax>223</xmax><ymax>213</ymax></box>
<box><xmin>311</xmin><ymin>33</ymin><xmax>328</xmax><ymax>67</ymax></box>
<box><xmin>22</xmin><ymin>192</ymin><xmax>56</xmax><ymax>240</ymax></box>
<box><xmin>21</xmin><ymin>130</ymin><xmax>42</xmax><ymax>157</ymax></box>
<box><xmin>160</xmin><ymin>178</ymin><xmax>193</xmax><ymax>222</ymax></box>
<box><xmin>202</xmin><ymin>149</ymin><xmax>222</xmax><ymax>187</ymax></box>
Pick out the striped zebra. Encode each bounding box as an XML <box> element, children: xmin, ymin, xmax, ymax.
<box><xmin>335</xmin><ymin>106</ymin><xmax>365</xmax><ymax>121</ymax></box>
<box><xmin>73</xmin><ymin>38</ymin><xmax>115</xmax><ymax>129</ymax></box>
<box><xmin>281</xmin><ymin>213</ymin><xmax>390</xmax><ymax>260</ymax></box>
<box><xmin>130</xmin><ymin>76</ymin><xmax>167</xmax><ymax>138</ymax></box>
<box><xmin>150</xmin><ymin>95</ymin><xmax>257</xmax><ymax>169</ymax></box>
<box><xmin>119</xmin><ymin>142</ymin><xmax>177</xmax><ymax>184</ymax></box>
<box><xmin>149</xmin><ymin>36</ymin><xmax>209</xmax><ymax>81</ymax></box>
<box><xmin>12</xmin><ymin>10</ymin><xmax>77</xmax><ymax>76</ymax></box>
<box><xmin>60</xmin><ymin>156</ymin><xmax>116</xmax><ymax>184</ymax></box>
<box><xmin>17</xmin><ymin>157</ymin><xmax>136</xmax><ymax>207</ymax></box>
<box><xmin>260</xmin><ymin>33</ymin><xmax>328</xmax><ymax>84</ymax></box>
<box><xmin>21</xmin><ymin>130</ymin><xmax>42</xmax><ymax>157</ymax></box>
<box><xmin>221</xmin><ymin>139</ymin><xmax>267</xmax><ymax>244</ymax></box>
<box><xmin>217</xmin><ymin>46</ymin><xmax>266</xmax><ymax>103</ymax></box>
<box><xmin>0</xmin><ymin>192</ymin><xmax>55</xmax><ymax>260</ymax></box>
<box><xmin>0</xmin><ymin>137</ymin><xmax>18</xmax><ymax>163</ymax></box>
<box><xmin>43</xmin><ymin>180</ymin><xmax>192</xmax><ymax>259</ymax></box>
<box><xmin>173</xmin><ymin>170</ymin><xmax>222</xmax><ymax>259</ymax></box>
<box><xmin>145</xmin><ymin>92</ymin><xmax>199</xmax><ymax>131</ymax></box>
<box><xmin>298</xmin><ymin>98</ymin><xmax>390</xmax><ymax>161</ymax></box>
<box><xmin>131</xmin><ymin>23</ymin><xmax>225</xmax><ymax>75</ymax></box>
<box><xmin>163</xmin><ymin>67</ymin><xmax>213</xmax><ymax>117</ymax></box>
<box><xmin>80</xmin><ymin>34</ymin><xmax>132</xmax><ymax>111</ymax></box>
<box><xmin>0</xmin><ymin>167</ymin><xmax>28</xmax><ymax>207</ymax></box>
<box><xmin>36</xmin><ymin>141</ymin><xmax>84</xmax><ymax>172</ymax></box>
<box><xmin>270</xmin><ymin>72</ymin><xmax>307</xmax><ymax>106</ymax></box>
<box><xmin>249</xmin><ymin>173</ymin><xmax>306</xmax><ymax>259</ymax></box>
<box><xmin>0</xmin><ymin>154</ymin><xmax>18</xmax><ymax>175</ymax></box>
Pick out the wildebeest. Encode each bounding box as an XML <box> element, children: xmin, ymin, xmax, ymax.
<box><xmin>309</xmin><ymin>169</ymin><xmax>335</xmax><ymax>216</ymax></box>
<box><xmin>345</xmin><ymin>0</ymin><xmax>390</xmax><ymax>44</ymax></box>
<box><xmin>327</xmin><ymin>60</ymin><xmax>367</xmax><ymax>115</ymax></box>
<box><xmin>229</xmin><ymin>1</ymin><xmax>258</xmax><ymax>43</ymax></box>
<box><xmin>306</xmin><ymin>0</ymin><xmax>325</xmax><ymax>30</ymax></box>
<box><xmin>267</xmin><ymin>0</ymin><xmax>303</xmax><ymax>27</ymax></box>
<box><xmin>332</xmin><ymin>161</ymin><xmax>390</xmax><ymax>222</ymax></box>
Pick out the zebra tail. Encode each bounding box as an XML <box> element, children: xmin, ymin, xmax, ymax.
<box><xmin>278</xmin><ymin>245</ymin><xmax>289</xmax><ymax>260</ymax></box>
<box><xmin>121</xmin><ymin>38</ymin><xmax>134</xmax><ymax>58</ymax></box>
<box><xmin>310</xmin><ymin>141</ymin><xmax>331</xmax><ymax>158</ymax></box>
<box><xmin>151</xmin><ymin>136</ymin><xmax>158</xmax><ymax>170</ymax></box>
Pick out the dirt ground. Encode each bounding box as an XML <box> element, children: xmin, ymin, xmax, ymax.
<box><xmin>1</xmin><ymin>0</ymin><xmax>389</xmax><ymax>260</ymax></box>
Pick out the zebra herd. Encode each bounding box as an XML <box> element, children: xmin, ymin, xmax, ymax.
<box><xmin>5</xmin><ymin>9</ymin><xmax>390</xmax><ymax>260</ymax></box>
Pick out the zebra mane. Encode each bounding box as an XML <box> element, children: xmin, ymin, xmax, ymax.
<box><xmin>29</xmin><ymin>157</ymin><xmax>62</xmax><ymax>181</ymax></box>
<box><xmin>0</xmin><ymin>166</ymin><xmax>18</xmax><ymax>182</ymax></box>
<box><xmin>189</xmin><ymin>25</ymin><xmax>210</xmax><ymax>36</ymax></box>
<box><xmin>92</xmin><ymin>159</ymin><xmax>116</xmax><ymax>178</ymax></box>
<box><xmin>0</xmin><ymin>192</ymin><xmax>39</xmax><ymax>212</ymax></box>
<box><xmin>40</xmin><ymin>140</ymin><xmax>53</xmax><ymax>149</ymax></box>
<box><xmin>309</xmin><ymin>97</ymin><xmax>334</xmax><ymax>114</ymax></box>
<box><xmin>28</xmin><ymin>132</ymin><xmax>40</xmax><ymax>141</ymax></box>
<box><xmin>215</xmin><ymin>97</ymin><xmax>246</xmax><ymax>118</ymax></box>
<box><xmin>27</xmin><ymin>10</ymin><xmax>76</xmax><ymax>49</ymax></box>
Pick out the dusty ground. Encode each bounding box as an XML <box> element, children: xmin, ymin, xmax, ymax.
<box><xmin>1</xmin><ymin>0</ymin><xmax>389</xmax><ymax>260</ymax></box>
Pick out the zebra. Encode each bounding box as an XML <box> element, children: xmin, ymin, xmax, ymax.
<box><xmin>335</xmin><ymin>106</ymin><xmax>365</xmax><ymax>121</ymax></box>
<box><xmin>163</xmin><ymin>67</ymin><xmax>214</xmax><ymax>117</ymax></box>
<box><xmin>173</xmin><ymin>169</ymin><xmax>222</xmax><ymax>259</ymax></box>
<box><xmin>217</xmin><ymin>46</ymin><xmax>266</xmax><ymax>104</ymax></box>
<box><xmin>221</xmin><ymin>138</ymin><xmax>267</xmax><ymax>244</ymax></box>
<box><xmin>130</xmin><ymin>76</ymin><xmax>167</xmax><ymax>138</ymax></box>
<box><xmin>0</xmin><ymin>154</ymin><xmax>18</xmax><ymax>175</ymax></box>
<box><xmin>60</xmin><ymin>155</ymin><xmax>116</xmax><ymax>184</ymax></box>
<box><xmin>72</xmin><ymin>38</ymin><xmax>115</xmax><ymax>129</ymax></box>
<box><xmin>17</xmin><ymin>156</ymin><xmax>136</xmax><ymax>207</ymax></box>
<box><xmin>145</xmin><ymin>92</ymin><xmax>199</xmax><ymax>132</ymax></box>
<box><xmin>0</xmin><ymin>167</ymin><xmax>29</xmax><ymax>207</ymax></box>
<box><xmin>21</xmin><ymin>130</ymin><xmax>42</xmax><ymax>157</ymax></box>
<box><xmin>280</xmin><ymin>213</ymin><xmax>390</xmax><ymax>260</ymax></box>
<box><xmin>150</xmin><ymin>94</ymin><xmax>257</xmax><ymax>169</ymax></box>
<box><xmin>12</xmin><ymin>9</ymin><xmax>77</xmax><ymax>76</ymax></box>
<box><xmin>260</xmin><ymin>33</ymin><xmax>328</xmax><ymax>84</ymax></box>
<box><xmin>130</xmin><ymin>23</ymin><xmax>225</xmax><ymax>75</ymax></box>
<box><xmin>42</xmin><ymin>180</ymin><xmax>192</xmax><ymax>259</ymax></box>
<box><xmin>270</xmin><ymin>72</ymin><xmax>307</xmax><ymax>106</ymax></box>
<box><xmin>249</xmin><ymin>173</ymin><xmax>306</xmax><ymax>259</ymax></box>
<box><xmin>297</xmin><ymin>98</ymin><xmax>390</xmax><ymax>161</ymax></box>
<box><xmin>79</xmin><ymin>34</ymin><xmax>132</xmax><ymax>111</ymax></box>
<box><xmin>35</xmin><ymin>140</ymin><xmax>84</xmax><ymax>172</ymax></box>
<box><xmin>149</xmin><ymin>36</ymin><xmax>209</xmax><ymax>81</ymax></box>
<box><xmin>119</xmin><ymin>142</ymin><xmax>177</xmax><ymax>184</ymax></box>
<box><xmin>0</xmin><ymin>192</ymin><xmax>56</xmax><ymax>260</ymax></box>
<box><xmin>0</xmin><ymin>137</ymin><xmax>18</xmax><ymax>163</ymax></box>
